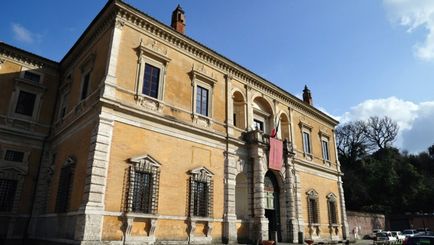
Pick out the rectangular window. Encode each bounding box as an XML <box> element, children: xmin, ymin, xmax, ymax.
<box><xmin>23</xmin><ymin>71</ymin><xmax>41</xmax><ymax>83</ymax></box>
<box><xmin>142</xmin><ymin>64</ymin><xmax>160</xmax><ymax>98</ymax></box>
<box><xmin>193</xmin><ymin>181</ymin><xmax>208</xmax><ymax>217</ymax></box>
<box><xmin>56</xmin><ymin>165</ymin><xmax>73</xmax><ymax>213</ymax></box>
<box><xmin>132</xmin><ymin>171</ymin><xmax>152</xmax><ymax>213</ymax></box>
<box><xmin>329</xmin><ymin>201</ymin><xmax>338</xmax><ymax>224</ymax></box>
<box><xmin>59</xmin><ymin>92</ymin><xmax>69</xmax><ymax>119</ymax></box>
<box><xmin>15</xmin><ymin>91</ymin><xmax>36</xmax><ymax>116</ymax></box>
<box><xmin>4</xmin><ymin>150</ymin><xmax>25</xmax><ymax>162</ymax></box>
<box><xmin>254</xmin><ymin>119</ymin><xmax>264</xmax><ymax>131</ymax></box>
<box><xmin>196</xmin><ymin>86</ymin><xmax>209</xmax><ymax>116</ymax></box>
<box><xmin>0</xmin><ymin>179</ymin><xmax>17</xmax><ymax>212</ymax></box>
<box><xmin>308</xmin><ymin>198</ymin><xmax>319</xmax><ymax>224</ymax></box>
<box><xmin>322</xmin><ymin>140</ymin><xmax>330</xmax><ymax>161</ymax></box>
<box><xmin>80</xmin><ymin>72</ymin><xmax>90</xmax><ymax>101</ymax></box>
<box><xmin>233</xmin><ymin>113</ymin><xmax>237</xmax><ymax>127</ymax></box>
<box><xmin>303</xmin><ymin>132</ymin><xmax>311</xmax><ymax>154</ymax></box>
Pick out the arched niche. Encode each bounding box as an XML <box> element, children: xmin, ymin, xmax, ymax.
<box><xmin>235</xmin><ymin>173</ymin><xmax>248</xmax><ymax>219</ymax></box>
<box><xmin>252</xmin><ymin>96</ymin><xmax>274</xmax><ymax>134</ymax></box>
<box><xmin>232</xmin><ymin>90</ymin><xmax>246</xmax><ymax>129</ymax></box>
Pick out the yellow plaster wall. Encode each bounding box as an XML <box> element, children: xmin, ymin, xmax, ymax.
<box><xmin>298</xmin><ymin>171</ymin><xmax>341</xmax><ymax>235</ymax></box>
<box><xmin>58</xmin><ymin>27</ymin><xmax>112</xmax><ymax>118</ymax></box>
<box><xmin>47</xmin><ymin>120</ymin><xmax>96</xmax><ymax>212</ymax></box>
<box><xmin>292</xmin><ymin>110</ymin><xmax>336</xmax><ymax>166</ymax></box>
<box><xmin>103</xmin><ymin>121</ymin><xmax>225</xmax><ymax>238</ymax></box>
<box><xmin>155</xmin><ymin>219</ymin><xmax>188</xmax><ymax>240</ymax></box>
<box><xmin>114</xmin><ymin>26</ymin><xmax>227</xmax><ymax>134</ymax></box>
<box><xmin>102</xmin><ymin>216</ymin><xmax>123</xmax><ymax>241</ymax></box>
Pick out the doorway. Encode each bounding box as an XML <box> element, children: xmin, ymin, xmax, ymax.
<box><xmin>264</xmin><ymin>171</ymin><xmax>282</xmax><ymax>241</ymax></box>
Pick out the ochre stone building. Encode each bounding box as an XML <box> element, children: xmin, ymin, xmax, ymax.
<box><xmin>0</xmin><ymin>1</ymin><xmax>349</xmax><ymax>244</ymax></box>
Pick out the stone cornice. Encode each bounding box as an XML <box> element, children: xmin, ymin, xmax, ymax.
<box><xmin>114</xmin><ymin>1</ymin><xmax>339</xmax><ymax>127</ymax></box>
<box><xmin>60</xmin><ymin>1</ymin><xmax>118</xmax><ymax>69</ymax></box>
<box><xmin>0</xmin><ymin>42</ymin><xmax>58</xmax><ymax>71</ymax></box>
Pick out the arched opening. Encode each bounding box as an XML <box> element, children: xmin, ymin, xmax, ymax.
<box><xmin>264</xmin><ymin>171</ymin><xmax>282</xmax><ymax>242</ymax></box>
<box><xmin>233</xmin><ymin>91</ymin><xmax>246</xmax><ymax>129</ymax></box>
<box><xmin>235</xmin><ymin>173</ymin><xmax>248</xmax><ymax>219</ymax></box>
<box><xmin>252</xmin><ymin>97</ymin><xmax>273</xmax><ymax>134</ymax></box>
<box><xmin>279</xmin><ymin>113</ymin><xmax>290</xmax><ymax>141</ymax></box>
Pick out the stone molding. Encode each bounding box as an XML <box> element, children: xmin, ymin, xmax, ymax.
<box><xmin>0</xmin><ymin>43</ymin><xmax>58</xmax><ymax>72</ymax></box>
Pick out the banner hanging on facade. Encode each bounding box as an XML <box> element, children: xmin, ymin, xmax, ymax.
<box><xmin>269</xmin><ymin>137</ymin><xmax>283</xmax><ymax>170</ymax></box>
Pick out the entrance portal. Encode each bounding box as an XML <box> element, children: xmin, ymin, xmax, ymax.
<box><xmin>264</xmin><ymin>171</ymin><xmax>282</xmax><ymax>241</ymax></box>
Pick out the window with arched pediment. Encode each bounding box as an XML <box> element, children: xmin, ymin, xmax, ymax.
<box><xmin>306</xmin><ymin>189</ymin><xmax>319</xmax><ymax>224</ymax></box>
<box><xmin>189</xmin><ymin>167</ymin><xmax>214</xmax><ymax>217</ymax></box>
<box><xmin>327</xmin><ymin>193</ymin><xmax>338</xmax><ymax>225</ymax></box>
<box><xmin>55</xmin><ymin>156</ymin><xmax>76</xmax><ymax>213</ymax></box>
<box><xmin>127</xmin><ymin>155</ymin><xmax>161</xmax><ymax>214</ymax></box>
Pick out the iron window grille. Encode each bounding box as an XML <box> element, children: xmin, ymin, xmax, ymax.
<box><xmin>15</xmin><ymin>91</ymin><xmax>36</xmax><ymax>116</ymax></box>
<box><xmin>23</xmin><ymin>71</ymin><xmax>41</xmax><ymax>83</ymax></box>
<box><xmin>0</xmin><ymin>179</ymin><xmax>17</xmax><ymax>212</ymax></box>
<box><xmin>327</xmin><ymin>193</ymin><xmax>338</xmax><ymax>225</ymax></box>
<box><xmin>307</xmin><ymin>189</ymin><xmax>320</xmax><ymax>224</ymax></box>
<box><xmin>4</xmin><ymin>150</ymin><xmax>25</xmax><ymax>162</ymax></box>
<box><xmin>55</xmin><ymin>156</ymin><xmax>75</xmax><ymax>213</ymax></box>
<box><xmin>189</xmin><ymin>167</ymin><xmax>213</xmax><ymax>218</ymax></box>
<box><xmin>127</xmin><ymin>155</ymin><xmax>160</xmax><ymax>214</ymax></box>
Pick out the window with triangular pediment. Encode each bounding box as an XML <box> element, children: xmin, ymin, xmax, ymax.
<box><xmin>127</xmin><ymin>155</ymin><xmax>161</xmax><ymax>214</ymax></box>
<box><xmin>188</xmin><ymin>167</ymin><xmax>213</xmax><ymax>217</ymax></box>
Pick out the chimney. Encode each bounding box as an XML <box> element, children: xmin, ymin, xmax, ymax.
<box><xmin>302</xmin><ymin>85</ymin><xmax>313</xmax><ymax>105</ymax></box>
<box><xmin>171</xmin><ymin>5</ymin><xmax>186</xmax><ymax>34</ymax></box>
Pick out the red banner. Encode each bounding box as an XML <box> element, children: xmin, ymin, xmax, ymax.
<box><xmin>269</xmin><ymin>138</ymin><xmax>283</xmax><ymax>170</ymax></box>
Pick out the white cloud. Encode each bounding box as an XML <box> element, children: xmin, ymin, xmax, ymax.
<box><xmin>340</xmin><ymin>97</ymin><xmax>434</xmax><ymax>153</ymax></box>
<box><xmin>384</xmin><ymin>0</ymin><xmax>434</xmax><ymax>61</ymax></box>
<box><xmin>11</xmin><ymin>23</ymin><xmax>34</xmax><ymax>44</ymax></box>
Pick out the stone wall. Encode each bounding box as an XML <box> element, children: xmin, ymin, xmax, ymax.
<box><xmin>347</xmin><ymin>211</ymin><xmax>385</xmax><ymax>238</ymax></box>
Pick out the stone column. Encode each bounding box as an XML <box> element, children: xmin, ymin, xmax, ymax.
<box><xmin>283</xmin><ymin>141</ymin><xmax>298</xmax><ymax>243</ymax></box>
<box><xmin>224</xmin><ymin>152</ymin><xmax>238</xmax><ymax>243</ymax></box>
<box><xmin>74</xmin><ymin>110</ymin><xmax>114</xmax><ymax>243</ymax></box>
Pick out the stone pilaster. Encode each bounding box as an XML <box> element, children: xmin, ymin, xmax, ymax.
<box><xmin>338</xmin><ymin>176</ymin><xmax>349</xmax><ymax>239</ymax></box>
<box><xmin>252</xmin><ymin>147</ymin><xmax>268</xmax><ymax>242</ymax></box>
<box><xmin>284</xmin><ymin>141</ymin><xmax>298</xmax><ymax>243</ymax></box>
<box><xmin>28</xmin><ymin>149</ymin><xmax>54</xmax><ymax>237</ymax></box>
<box><xmin>293</xmin><ymin>166</ymin><xmax>305</xmax><ymax>243</ymax></box>
<box><xmin>223</xmin><ymin>152</ymin><xmax>238</xmax><ymax>243</ymax></box>
<box><xmin>225</xmin><ymin>74</ymin><xmax>234</xmax><ymax>136</ymax></box>
<box><xmin>102</xmin><ymin>17</ymin><xmax>123</xmax><ymax>100</ymax></box>
<box><xmin>333</xmin><ymin>131</ymin><xmax>349</xmax><ymax>240</ymax></box>
<box><xmin>246</xmin><ymin>87</ymin><xmax>253</xmax><ymax>130</ymax></box>
<box><xmin>74</xmin><ymin>111</ymin><xmax>114</xmax><ymax>243</ymax></box>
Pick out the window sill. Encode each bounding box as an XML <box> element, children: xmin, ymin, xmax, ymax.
<box><xmin>134</xmin><ymin>94</ymin><xmax>164</xmax><ymax>113</ymax></box>
<box><xmin>323</xmin><ymin>159</ymin><xmax>331</xmax><ymax>167</ymax></box>
<box><xmin>304</xmin><ymin>152</ymin><xmax>313</xmax><ymax>161</ymax></box>
<box><xmin>0</xmin><ymin>161</ymin><xmax>28</xmax><ymax>175</ymax></box>
<box><xmin>190</xmin><ymin>216</ymin><xmax>213</xmax><ymax>222</ymax></box>
<box><xmin>192</xmin><ymin>113</ymin><xmax>213</xmax><ymax>128</ymax></box>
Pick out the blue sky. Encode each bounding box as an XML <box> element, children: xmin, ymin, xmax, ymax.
<box><xmin>2</xmin><ymin>0</ymin><xmax>434</xmax><ymax>153</ymax></box>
